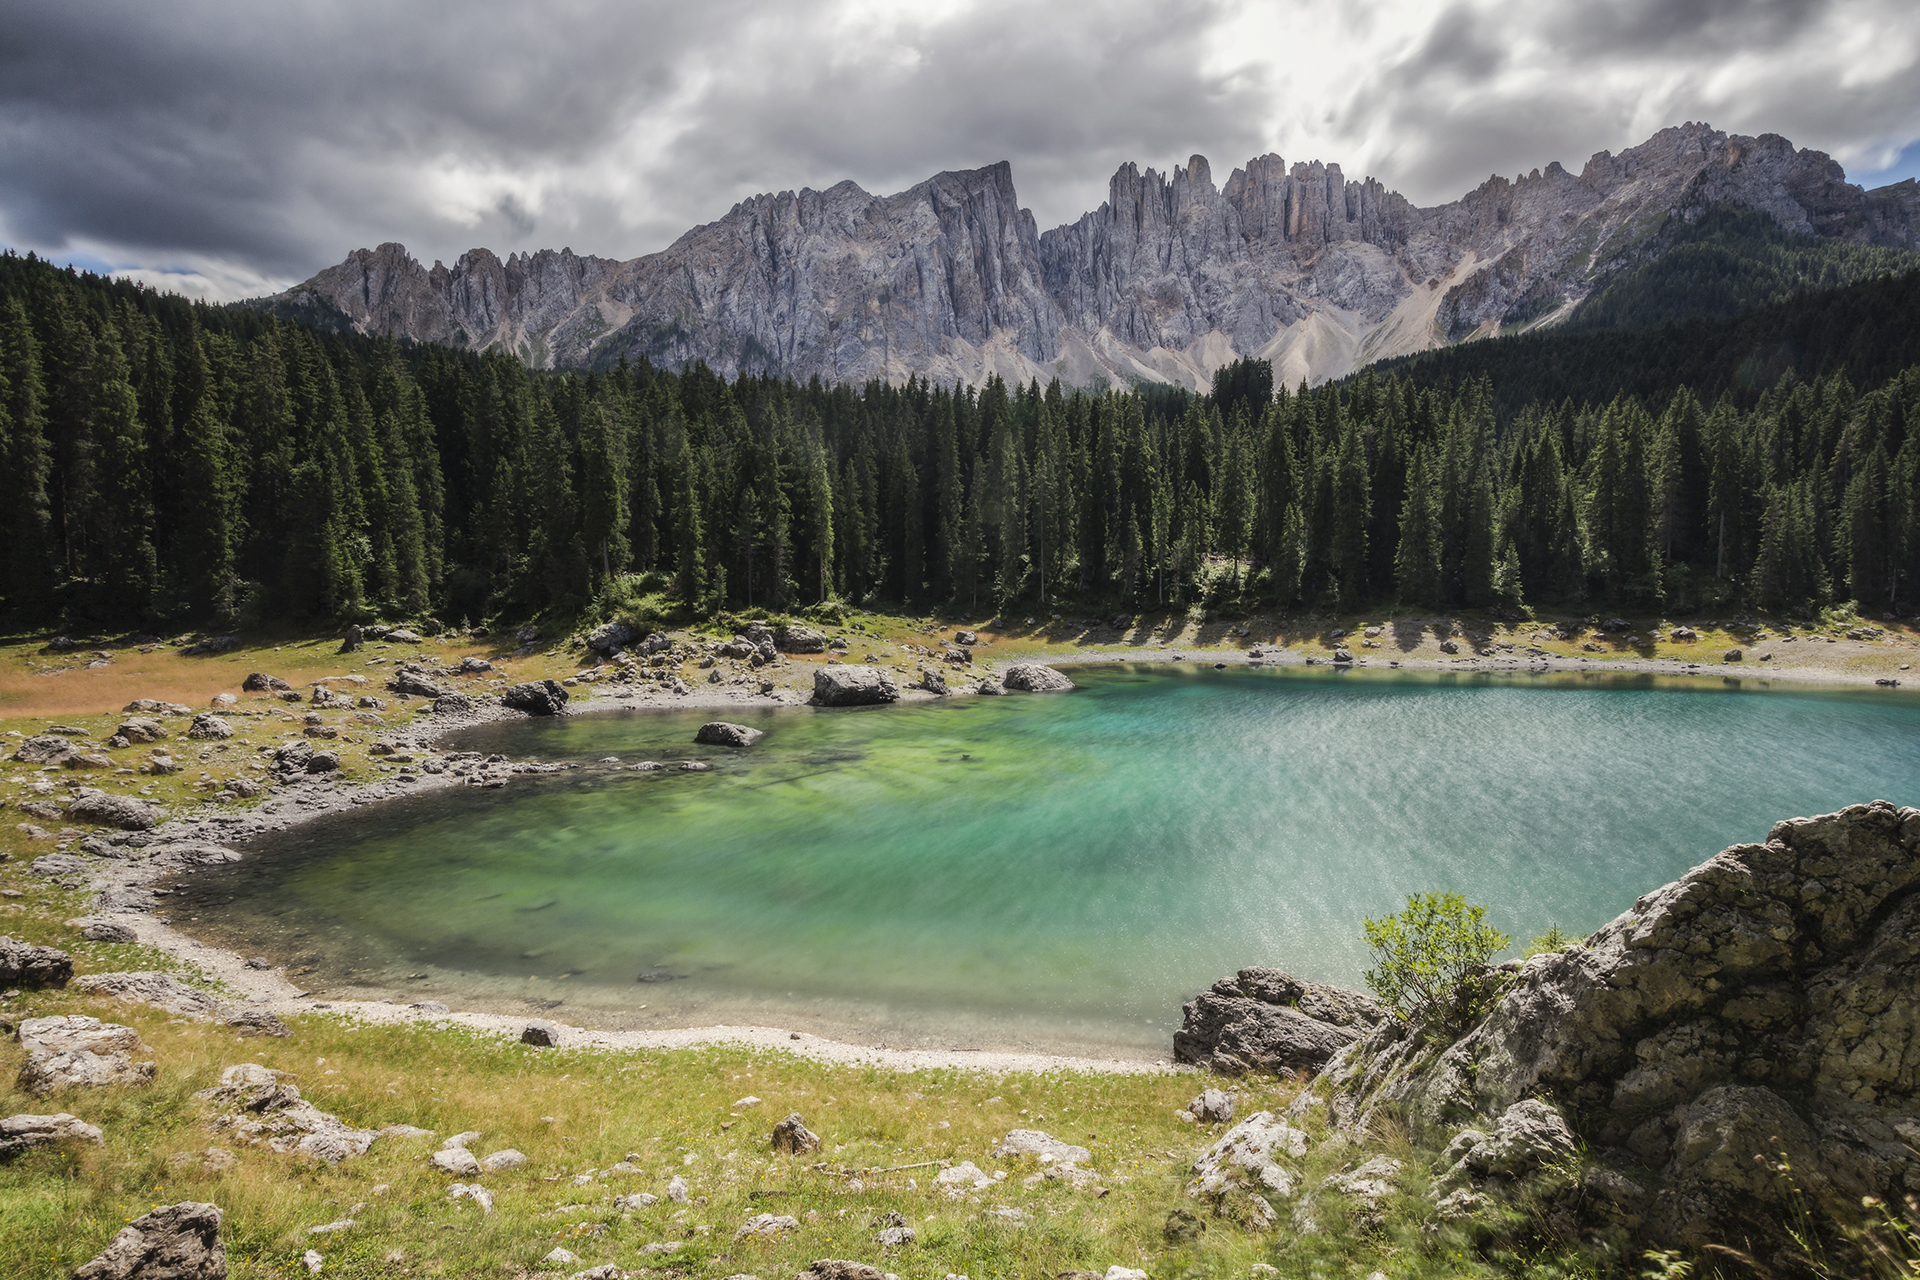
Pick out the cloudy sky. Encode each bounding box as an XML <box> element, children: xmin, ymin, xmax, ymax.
<box><xmin>4</xmin><ymin>0</ymin><xmax>1917</xmax><ymax>301</ymax></box>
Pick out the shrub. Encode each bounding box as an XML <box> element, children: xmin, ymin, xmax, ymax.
<box><xmin>1525</xmin><ymin>923</ymin><xmax>1576</xmax><ymax>957</ymax></box>
<box><xmin>1361</xmin><ymin>891</ymin><xmax>1510</xmax><ymax>1017</ymax></box>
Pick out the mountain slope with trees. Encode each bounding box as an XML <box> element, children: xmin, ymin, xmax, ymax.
<box><xmin>3</xmin><ymin>250</ymin><xmax>1918</xmax><ymax>637</ymax></box>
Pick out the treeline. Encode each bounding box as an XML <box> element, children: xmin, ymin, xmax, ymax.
<box><xmin>1</xmin><ymin>250</ymin><xmax>1918</xmax><ymax>633</ymax></box>
<box><xmin>1379</xmin><ymin>266</ymin><xmax>1920</xmax><ymax>424</ymax></box>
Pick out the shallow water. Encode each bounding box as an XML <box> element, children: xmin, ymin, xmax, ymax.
<box><xmin>180</xmin><ymin>665</ymin><xmax>1920</xmax><ymax>1057</ymax></box>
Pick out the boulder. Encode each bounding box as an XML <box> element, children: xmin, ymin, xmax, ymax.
<box><xmin>73</xmin><ymin>1202</ymin><xmax>226</xmax><ymax>1280</ymax></box>
<box><xmin>76</xmin><ymin>971</ymin><xmax>223</xmax><ymax>1017</ymax></box>
<box><xmin>241</xmin><ymin>673</ymin><xmax>290</xmax><ymax>692</ymax></box>
<box><xmin>479</xmin><ymin>1148</ymin><xmax>527</xmax><ymax>1171</ymax></box>
<box><xmin>797</xmin><ymin>1262</ymin><xmax>888</xmax><ymax>1280</ymax></box>
<box><xmin>305</xmin><ymin>751</ymin><xmax>340</xmax><ymax>774</ymax></box>
<box><xmin>736</xmin><ymin>1212</ymin><xmax>800</xmax><ymax>1239</ymax></box>
<box><xmin>1723</xmin><ymin>648</ymin><xmax>1743</xmax><ymax>662</ymax></box>
<box><xmin>1188</xmin><ymin>1111</ymin><xmax>1309</xmax><ymax>1200</ymax></box>
<box><xmin>225</xmin><ymin>1011</ymin><xmax>291</xmax><ymax>1038</ymax></box>
<box><xmin>386</xmin><ymin>629</ymin><xmax>424</xmax><ymax>644</ymax></box>
<box><xmin>812</xmin><ymin>666</ymin><xmax>898</xmax><ymax>707</ymax></box>
<box><xmin>123</xmin><ymin>699</ymin><xmax>192</xmax><ymax>716</ymax></box>
<box><xmin>0</xmin><ymin>1111</ymin><xmax>106</xmax><ymax>1160</ymax></box>
<box><xmin>0</xmin><ymin>937</ymin><xmax>75</xmax><ymax>988</ymax></box>
<box><xmin>917</xmin><ymin>667</ymin><xmax>949</xmax><ymax>696</ymax></box>
<box><xmin>186</xmin><ymin>715</ymin><xmax>233</xmax><ymax>741</ymax></box>
<box><xmin>432</xmin><ymin>693</ymin><xmax>475</xmax><ymax>716</ymax></box>
<box><xmin>15</xmin><ymin>734</ymin><xmax>77</xmax><ymax>765</ymax></box>
<box><xmin>992</xmin><ymin>1129</ymin><xmax>1091</xmax><ymax>1166</ymax></box>
<box><xmin>772</xmin><ymin>1113</ymin><xmax>822</xmax><ymax>1154</ymax></box>
<box><xmin>116</xmin><ymin>718</ymin><xmax>168</xmax><ymax>744</ymax></box>
<box><xmin>15</xmin><ymin>1015</ymin><xmax>156</xmax><ymax>1095</ymax></box>
<box><xmin>337</xmin><ymin>625</ymin><xmax>363</xmax><ymax>654</ymax></box>
<box><xmin>431</xmin><ymin>1146</ymin><xmax>482</xmax><ymax>1176</ymax></box>
<box><xmin>1175</xmin><ymin>967</ymin><xmax>1385</xmax><ymax>1075</ymax></box>
<box><xmin>194</xmin><ymin>1063</ymin><xmax>379</xmax><ymax>1163</ymax></box>
<box><xmin>31</xmin><ymin>853</ymin><xmax>90</xmax><ymax>877</ymax></box>
<box><xmin>67</xmin><ymin>790</ymin><xmax>160</xmax><ymax>830</ymax></box>
<box><xmin>1182</xmin><ymin>1089</ymin><xmax>1235</xmax><ymax>1124</ymax></box>
<box><xmin>1331</xmin><ymin>648</ymin><xmax>1354</xmax><ymax>664</ymax></box>
<box><xmin>585</xmin><ymin>620</ymin><xmax>637</xmax><ymax>655</ymax></box>
<box><xmin>695</xmin><ymin>721</ymin><xmax>764</xmax><ymax>748</ymax></box>
<box><xmin>503</xmin><ymin>680</ymin><xmax>570</xmax><ymax>716</ymax></box>
<box><xmin>181</xmin><ymin>635</ymin><xmax>241</xmax><ymax>656</ymax></box>
<box><xmin>455</xmin><ymin>655</ymin><xmax>493</xmax><ymax>674</ymax></box>
<box><xmin>1001</xmin><ymin>664</ymin><xmax>1074</xmax><ymax>692</ymax></box>
<box><xmin>774</xmin><ymin>624</ymin><xmax>828</xmax><ymax>653</ymax></box>
<box><xmin>82</xmin><ymin>921</ymin><xmax>138</xmax><ymax>943</ymax></box>
<box><xmin>1314</xmin><ymin>800</ymin><xmax>1920</xmax><ymax>1268</ymax></box>
<box><xmin>521</xmin><ymin>1019</ymin><xmax>561</xmax><ymax>1046</ymax></box>
<box><xmin>387</xmin><ymin>666</ymin><xmax>447</xmax><ymax>698</ymax></box>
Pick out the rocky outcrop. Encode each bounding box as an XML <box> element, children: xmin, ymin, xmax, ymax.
<box><xmin>68</xmin><ymin>789</ymin><xmax>161</xmax><ymax>830</ymax></box>
<box><xmin>15</xmin><ymin>1015</ymin><xmax>156</xmax><ymax>1095</ymax></box>
<box><xmin>1308</xmin><ymin>800</ymin><xmax>1920</xmax><ymax>1268</ymax></box>
<box><xmin>1175</xmin><ymin>967</ymin><xmax>1386</xmax><ymax>1075</ymax></box>
<box><xmin>73</xmin><ymin>1201</ymin><xmax>226</xmax><ymax>1280</ymax></box>
<box><xmin>812</xmin><ymin>666</ymin><xmax>898</xmax><ymax>707</ymax></box>
<box><xmin>194</xmin><ymin>1063</ymin><xmax>384</xmax><ymax>1164</ymax></box>
<box><xmin>261</xmin><ymin>124</ymin><xmax>1920</xmax><ymax>390</ymax></box>
<box><xmin>75</xmin><ymin>971</ymin><xmax>223</xmax><ymax>1017</ymax></box>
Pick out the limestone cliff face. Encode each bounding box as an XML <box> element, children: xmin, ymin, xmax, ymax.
<box><xmin>261</xmin><ymin>122</ymin><xmax>1920</xmax><ymax>388</ymax></box>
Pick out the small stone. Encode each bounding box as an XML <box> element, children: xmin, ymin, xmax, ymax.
<box><xmin>667</xmin><ymin>1173</ymin><xmax>690</xmax><ymax>1202</ymax></box>
<box><xmin>480</xmin><ymin>1148</ymin><xmax>528</xmax><ymax>1171</ymax></box>
<box><xmin>772</xmin><ymin>1113</ymin><xmax>822</xmax><ymax>1154</ymax></box>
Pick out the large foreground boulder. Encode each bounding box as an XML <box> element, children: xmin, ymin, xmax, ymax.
<box><xmin>1001</xmin><ymin>663</ymin><xmax>1074</xmax><ymax>692</ymax></box>
<box><xmin>1175</xmin><ymin>967</ymin><xmax>1385</xmax><ymax>1075</ymax></box>
<box><xmin>74</xmin><ymin>1201</ymin><xmax>226</xmax><ymax>1280</ymax></box>
<box><xmin>812</xmin><ymin>665</ymin><xmax>898</xmax><ymax>707</ymax></box>
<box><xmin>502</xmin><ymin>680</ymin><xmax>569</xmax><ymax>716</ymax></box>
<box><xmin>1308</xmin><ymin>800</ymin><xmax>1920</xmax><ymax>1270</ymax></box>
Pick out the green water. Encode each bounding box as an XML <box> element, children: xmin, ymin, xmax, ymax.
<box><xmin>184</xmin><ymin>665</ymin><xmax>1920</xmax><ymax>1056</ymax></box>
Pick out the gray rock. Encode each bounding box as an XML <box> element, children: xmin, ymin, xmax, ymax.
<box><xmin>917</xmin><ymin>666</ymin><xmax>949</xmax><ymax>695</ymax></box>
<box><xmin>0</xmin><ymin>1111</ymin><xmax>106</xmax><ymax>1160</ymax></box>
<box><xmin>241</xmin><ymin>673</ymin><xmax>290</xmax><ymax>692</ymax></box>
<box><xmin>122</xmin><ymin>699</ymin><xmax>192</xmax><ymax>716</ymax></box>
<box><xmin>666</xmin><ymin>1173</ymin><xmax>689</xmax><ymax>1202</ymax></box>
<box><xmin>695</xmin><ymin>721</ymin><xmax>765</xmax><ymax>748</ymax></box>
<box><xmin>15</xmin><ymin>1015</ymin><xmax>156</xmax><ymax>1095</ymax></box>
<box><xmin>1331</xmin><ymin>648</ymin><xmax>1354</xmax><ymax>664</ymax></box>
<box><xmin>225</xmin><ymin>1011</ymin><xmax>291</xmax><ymax>1038</ymax></box>
<box><xmin>1001</xmin><ymin>664</ymin><xmax>1074</xmax><ymax>692</ymax></box>
<box><xmin>797</xmin><ymin>1261</ymin><xmax>888</xmax><ymax>1280</ymax></box>
<box><xmin>735</xmin><ymin>1212</ymin><xmax>800</xmax><ymax>1239</ymax></box>
<box><xmin>1316</xmin><ymin>800</ymin><xmax>1920</xmax><ymax>1265</ymax></box>
<box><xmin>432</xmin><ymin>693</ymin><xmax>475</xmax><ymax>715</ymax></box>
<box><xmin>386</xmin><ymin>629</ymin><xmax>424</xmax><ymax>644</ymax></box>
<box><xmin>812</xmin><ymin>665</ymin><xmax>898</xmax><ymax>706</ymax></box>
<box><xmin>0</xmin><ymin>940</ymin><xmax>73</xmax><ymax>990</ymax></box>
<box><xmin>1183</xmin><ymin>1089</ymin><xmax>1235</xmax><ymax>1124</ymax></box>
<box><xmin>68</xmin><ymin>789</ymin><xmax>160</xmax><ymax>830</ymax></box>
<box><xmin>772</xmin><ymin>1112</ymin><xmax>821</xmax><ymax>1154</ymax></box>
<box><xmin>455</xmin><ymin>656</ymin><xmax>493</xmax><ymax>674</ymax></box>
<box><xmin>116</xmin><ymin>718</ymin><xmax>168</xmax><ymax>744</ymax></box>
<box><xmin>15</xmin><ymin>734</ymin><xmax>77</xmax><ymax>764</ymax></box>
<box><xmin>1723</xmin><ymin>648</ymin><xmax>1743</xmax><ymax>662</ymax></box>
<box><xmin>479</xmin><ymin>1148</ymin><xmax>528</xmax><ymax>1171</ymax></box>
<box><xmin>193</xmin><ymin>1064</ymin><xmax>379</xmax><ymax>1163</ymax></box>
<box><xmin>774</xmin><ymin>624</ymin><xmax>828</xmax><ymax>653</ymax></box>
<box><xmin>73</xmin><ymin>1201</ymin><xmax>226</xmax><ymax>1280</ymax></box>
<box><xmin>186</xmin><ymin>715</ymin><xmax>233</xmax><ymax>740</ymax></box>
<box><xmin>1175</xmin><ymin>967</ymin><xmax>1384</xmax><ymax>1075</ymax></box>
<box><xmin>585</xmin><ymin>620</ymin><xmax>637</xmax><ymax>655</ymax></box>
<box><xmin>992</xmin><ymin>1129</ymin><xmax>1091</xmax><ymax>1166</ymax></box>
<box><xmin>305</xmin><ymin>750</ymin><xmax>340</xmax><ymax>774</ymax></box>
<box><xmin>30</xmin><ymin>853</ymin><xmax>89</xmax><ymax>878</ymax></box>
<box><xmin>387</xmin><ymin>665</ymin><xmax>447</xmax><ymax>698</ymax></box>
<box><xmin>503</xmin><ymin>680</ymin><xmax>570</xmax><ymax>716</ymax></box>
<box><xmin>521</xmin><ymin>1019</ymin><xmax>561</xmax><ymax>1046</ymax></box>
<box><xmin>1188</xmin><ymin>1111</ymin><xmax>1309</xmax><ymax>1201</ymax></box>
<box><xmin>83</xmin><ymin>921</ymin><xmax>138</xmax><ymax>943</ymax></box>
<box><xmin>75</xmin><ymin>972</ymin><xmax>222</xmax><ymax>1017</ymax></box>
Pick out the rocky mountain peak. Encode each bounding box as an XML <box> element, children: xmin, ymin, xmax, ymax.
<box><xmin>260</xmin><ymin>122</ymin><xmax>1920</xmax><ymax>388</ymax></box>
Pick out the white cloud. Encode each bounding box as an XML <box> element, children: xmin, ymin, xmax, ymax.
<box><xmin>2</xmin><ymin>0</ymin><xmax>1915</xmax><ymax>302</ymax></box>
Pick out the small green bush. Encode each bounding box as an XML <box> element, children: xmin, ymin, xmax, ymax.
<box><xmin>1525</xmin><ymin>923</ymin><xmax>1576</xmax><ymax>957</ymax></box>
<box><xmin>1362</xmin><ymin>891</ymin><xmax>1510</xmax><ymax>1017</ymax></box>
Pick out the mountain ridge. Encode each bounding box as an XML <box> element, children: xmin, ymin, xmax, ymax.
<box><xmin>259</xmin><ymin>122</ymin><xmax>1920</xmax><ymax>389</ymax></box>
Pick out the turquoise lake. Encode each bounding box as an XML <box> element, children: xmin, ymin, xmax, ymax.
<box><xmin>182</xmin><ymin>665</ymin><xmax>1920</xmax><ymax>1057</ymax></box>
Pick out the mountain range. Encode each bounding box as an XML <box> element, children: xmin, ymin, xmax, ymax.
<box><xmin>258</xmin><ymin>122</ymin><xmax>1920</xmax><ymax>389</ymax></box>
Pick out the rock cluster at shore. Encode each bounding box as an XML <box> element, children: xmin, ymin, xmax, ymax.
<box><xmin>1187</xmin><ymin>801</ymin><xmax>1920</xmax><ymax>1270</ymax></box>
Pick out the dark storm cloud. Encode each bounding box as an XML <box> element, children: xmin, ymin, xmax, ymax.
<box><xmin>1</xmin><ymin>0</ymin><xmax>1916</xmax><ymax>299</ymax></box>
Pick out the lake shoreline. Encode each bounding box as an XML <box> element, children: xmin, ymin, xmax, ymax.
<box><xmin>90</xmin><ymin>645</ymin><xmax>1912</xmax><ymax>1073</ymax></box>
